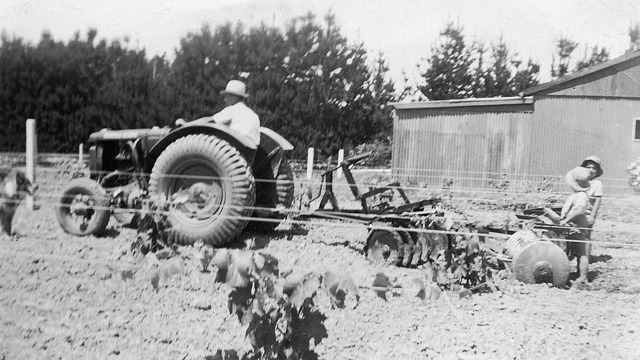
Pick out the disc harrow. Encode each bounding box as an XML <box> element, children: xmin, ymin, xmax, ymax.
<box><xmin>293</xmin><ymin>152</ymin><xmax>583</xmax><ymax>288</ymax></box>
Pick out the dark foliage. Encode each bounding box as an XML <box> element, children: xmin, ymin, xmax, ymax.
<box><xmin>551</xmin><ymin>36</ymin><xmax>610</xmax><ymax>79</ymax></box>
<box><xmin>0</xmin><ymin>12</ymin><xmax>396</xmax><ymax>159</ymax></box>
<box><xmin>412</xmin><ymin>23</ymin><xmax>540</xmax><ymax>101</ymax></box>
<box><xmin>0</xmin><ymin>30</ymin><xmax>172</xmax><ymax>152</ymax></box>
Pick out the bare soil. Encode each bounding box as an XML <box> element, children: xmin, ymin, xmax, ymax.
<box><xmin>1</xmin><ymin>163</ymin><xmax>640</xmax><ymax>360</ymax></box>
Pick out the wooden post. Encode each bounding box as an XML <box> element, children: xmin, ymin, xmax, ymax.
<box><xmin>306</xmin><ymin>147</ymin><xmax>314</xmax><ymax>181</ymax></box>
<box><xmin>79</xmin><ymin>143</ymin><xmax>84</xmax><ymax>167</ymax></box>
<box><xmin>25</xmin><ymin>119</ymin><xmax>36</xmax><ymax>210</ymax></box>
<box><xmin>337</xmin><ymin>149</ymin><xmax>344</xmax><ymax>179</ymax></box>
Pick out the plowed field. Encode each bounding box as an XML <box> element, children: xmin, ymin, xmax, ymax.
<box><xmin>1</xmin><ymin>160</ymin><xmax>639</xmax><ymax>360</ymax></box>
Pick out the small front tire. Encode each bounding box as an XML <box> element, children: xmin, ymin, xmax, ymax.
<box><xmin>57</xmin><ymin>178</ymin><xmax>111</xmax><ymax>236</ymax></box>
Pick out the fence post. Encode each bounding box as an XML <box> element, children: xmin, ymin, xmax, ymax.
<box><xmin>79</xmin><ymin>143</ymin><xmax>84</xmax><ymax>167</ymax></box>
<box><xmin>337</xmin><ymin>149</ymin><xmax>344</xmax><ymax>179</ymax></box>
<box><xmin>25</xmin><ymin>119</ymin><xmax>36</xmax><ymax>210</ymax></box>
<box><xmin>306</xmin><ymin>147</ymin><xmax>314</xmax><ymax>181</ymax></box>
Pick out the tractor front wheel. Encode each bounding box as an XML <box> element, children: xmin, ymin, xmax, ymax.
<box><xmin>56</xmin><ymin>178</ymin><xmax>111</xmax><ymax>236</ymax></box>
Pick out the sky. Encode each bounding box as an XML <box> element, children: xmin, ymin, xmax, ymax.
<box><xmin>1</xmin><ymin>0</ymin><xmax>639</xmax><ymax>85</ymax></box>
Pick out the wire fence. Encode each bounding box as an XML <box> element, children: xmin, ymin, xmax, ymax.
<box><xmin>2</xmin><ymin>152</ymin><xmax>640</xmax><ymax>247</ymax></box>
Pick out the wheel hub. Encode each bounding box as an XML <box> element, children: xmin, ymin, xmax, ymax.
<box><xmin>176</xmin><ymin>182</ymin><xmax>223</xmax><ymax>220</ymax></box>
<box><xmin>69</xmin><ymin>195</ymin><xmax>94</xmax><ymax>218</ymax></box>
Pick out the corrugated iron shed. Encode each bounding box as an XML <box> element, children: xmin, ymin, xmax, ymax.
<box><xmin>391</xmin><ymin>50</ymin><xmax>640</xmax><ymax>194</ymax></box>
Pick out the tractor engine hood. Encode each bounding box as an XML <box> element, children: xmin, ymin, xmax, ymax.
<box><xmin>88</xmin><ymin>127</ymin><xmax>171</xmax><ymax>143</ymax></box>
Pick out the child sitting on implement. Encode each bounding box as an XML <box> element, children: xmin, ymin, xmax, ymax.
<box><xmin>557</xmin><ymin>167</ymin><xmax>592</xmax><ymax>284</ymax></box>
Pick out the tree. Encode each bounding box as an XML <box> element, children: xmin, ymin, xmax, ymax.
<box><xmin>172</xmin><ymin>12</ymin><xmax>397</xmax><ymax>158</ymax></box>
<box><xmin>368</xmin><ymin>52</ymin><xmax>396</xmax><ymax>141</ymax></box>
<box><xmin>411</xmin><ymin>26</ymin><xmax>539</xmax><ymax>101</ymax></box>
<box><xmin>481</xmin><ymin>37</ymin><xmax>540</xmax><ymax>97</ymax></box>
<box><xmin>550</xmin><ymin>36</ymin><xmax>610</xmax><ymax>78</ymax></box>
<box><xmin>168</xmin><ymin>23</ymin><xmax>247</xmax><ymax>122</ymax></box>
<box><xmin>279</xmin><ymin>12</ymin><xmax>396</xmax><ymax>156</ymax></box>
<box><xmin>575</xmin><ymin>45</ymin><xmax>609</xmax><ymax>71</ymax></box>
<box><xmin>511</xmin><ymin>59</ymin><xmax>540</xmax><ymax>93</ymax></box>
<box><xmin>628</xmin><ymin>23</ymin><xmax>640</xmax><ymax>53</ymax></box>
<box><xmin>1</xmin><ymin>11</ymin><xmax>397</xmax><ymax>156</ymax></box>
<box><xmin>0</xmin><ymin>30</ymin><xmax>167</xmax><ymax>152</ymax></box>
<box><xmin>551</xmin><ymin>36</ymin><xmax>579</xmax><ymax>79</ymax></box>
<box><xmin>418</xmin><ymin>23</ymin><xmax>476</xmax><ymax>100</ymax></box>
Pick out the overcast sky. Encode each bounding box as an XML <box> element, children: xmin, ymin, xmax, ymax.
<box><xmin>1</xmin><ymin>0</ymin><xmax>639</xmax><ymax>84</ymax></box>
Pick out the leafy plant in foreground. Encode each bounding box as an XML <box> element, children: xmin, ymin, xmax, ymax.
<box><xmin>134</xmin><ymin>199</ymin><xmax>505</xmax><ymax>359</ymax></box>
<box><xmin>131</xmin><ymin>196</ymin><xmax>174</xmax><ymax>255</ymax></box>
<box><xmin>209</xmin><ymin>249</ymin><xmax>334</xmax><ymax>360</ymax></box>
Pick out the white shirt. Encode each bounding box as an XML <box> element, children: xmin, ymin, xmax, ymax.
<box><xmin>212</xmin><ymin>102</ymin><xmax>261</xmax><ymax>149</ymax></box>
<box><xmin>561</xmin><ymin>191</ymin><xmax>589</xmax><ymax>218</ymax></box>
<box><xmin>586</xmin><ymin>179</ymin><xmax>603</xmax><ymax>216</ymax></box>
<box><xmin>587</xmin><ymin>179</ymin><xmax>603</xmax><ymax>197</ymax></box>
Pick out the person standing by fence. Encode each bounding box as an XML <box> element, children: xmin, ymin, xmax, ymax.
<box><xmin>580</xmin><ymin>155</ymin><xmax>604</xmax><ymax>227</ymax></box>
<box><xmin>558</xmin><ymin>167</ymin><xmax>592</xmax><ymax>284</ymax></box>
<box><xmin>557</xmin><ymin>156</ymin><xmax>604</xmax><ymax>284</ymax></box>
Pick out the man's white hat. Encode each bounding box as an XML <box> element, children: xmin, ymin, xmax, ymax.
<box><xmin>220</xmin><ymin>80</ymin><xmax>249</xmax><ymax>98</ymax></box>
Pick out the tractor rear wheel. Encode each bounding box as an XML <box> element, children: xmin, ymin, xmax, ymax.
<box><xmin>149</xmin><ymin>134</ymin><xmax>256</xmax><ymax>247</ymax></box>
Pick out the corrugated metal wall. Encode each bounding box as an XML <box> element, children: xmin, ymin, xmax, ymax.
<box><xmin>392</xmin><ymin>97</ymin><xmax>640</xmax><ymax>193</ymax></box>
<box><xmin>392</xmin><ymin>106</ymin><xmax>535</xmax><ymax>190</ymax></box>
<box><xmin>528</xmin><ymin>97</ymin><xmax>640</xmax><ymax>193</ymax></box>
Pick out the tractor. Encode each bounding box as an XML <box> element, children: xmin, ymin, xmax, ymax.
<box><xmin>56</xmin><ymin>120</ymin><xmax>295</xmax><ymax>247</ymax></box>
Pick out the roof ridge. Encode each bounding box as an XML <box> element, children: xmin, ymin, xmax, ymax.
<box><xmin>522</xmin><ymin>49</ymin><xmax>640</xmax><ymax>96</ymax></box>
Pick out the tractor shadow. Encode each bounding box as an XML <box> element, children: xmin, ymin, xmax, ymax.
<box><xmin>234</xmin><ymin>225</ymin><xmax>310</xmax><ymax>250</ymax></box>
<box><xmin>590</xmin><ymin>254</ymin><xmax>612</xmax><ymax>263</ymax></box>
<box><xmin>98</xmin><ymin>227</ymin><xmax>121</xmax><ymax>238</ymax></box>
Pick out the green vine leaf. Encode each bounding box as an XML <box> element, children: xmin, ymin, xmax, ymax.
<box><xmin>212</xmin><ymin>249</ymin><xmax>232</xmax><ymax>283</ymax></box>
<box><xmin>427</xmin><ymin>284</ymin><xmax>442</xmax><ymax>301</ymax></box>
<box><xmin>436</xmin><ymin>268</ymin><xmax>449</xmax><ymax>285</ymax></box>
<box><xmin>198</xmin><ymin>248</ymin><xmax>213</xmax><ymax>272</ymax></box>
<box><xmin>229</xmin><ymin>286</ymin><xmax>254</xmax><ymax>324</ymax></box>
<box><xmin>413</xmin><ymin>277</ymin><xmax>426</xmax><ymax>300</ymax></box>
<box><xmin>254</xmin><ymin>253</ymin><xmax>279</xmax><ymax>277</ymax></box>
<box><xmin>372</xmin><ymin>273</ymin><xmax>391</xmax><ymax>300</ymax></box>
<box><xmin>225</xmin><ymin>251</ymin><xmax>256</xmax><ymax>288</ymax></box>
<box><xmin>283</xmin><ymin>272</ymin><xmax>305</xmax><ymax>296</ymax></box>
<box><xmin>149</xmin><ymin>270</ymin><xmax>160</xmax><ymax>292</ymax></box>
<box><xmin>208</xmin><ymin>349</ymin><xmax>239</xmax><ymax>360</ymax></box>
<box><xmin>467</xmin><ymin>233</ymin><xmax>480</xmax><ymax>255</ymax></box>
<box><xmin>459</xmin><ymin>288</ymin><xmax>473</xmax><ymax>299</ymax></box>
<box><xmin>290</xmin><ymin>273</ymin><xmax>321</xmax><ymax>309</ymax></box>
<box><xmin>324</xmin><ymin>270</ymin><xmax>360</xmax><ymax>309</ymax></box>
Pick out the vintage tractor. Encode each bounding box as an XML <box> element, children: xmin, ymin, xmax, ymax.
<box><xmin>56</xmin><ymin>120</ymin><xmax>295</xmax><ymax>247</ymax></box>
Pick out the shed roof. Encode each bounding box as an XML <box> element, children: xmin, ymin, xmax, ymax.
<box><xmin>391</xmin><ymin>96</ymin><xmax>533</xmax><ymax>110</ymax></box>
<box><xmin>522</xmin><ymin>49</ymin><xmax>640</xmax><ymax>97</ymax></box>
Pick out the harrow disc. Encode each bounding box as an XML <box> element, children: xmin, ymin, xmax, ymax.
<box><xmin>397</xmin><ymin>230</ymin><xmax>417</xmax><ymax>267</ymax></box>
<box><xmin>366</xmin><ymin>229</ymin><xmax>403</xmax><ymax>266</ymax></box>
<box><xmin>506</xmin><ymin>230</ymin><xmax>570</xmax><ymax>287</ymax></box>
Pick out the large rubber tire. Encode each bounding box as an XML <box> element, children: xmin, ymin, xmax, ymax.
<box><xmin>57</xmin><ymin>178</ymin><xmax>111</xmax><ymax>236</ymax></box>
<box><xmin>148</xmin><ymin>134</ymin><xmax>256</xmax><ymax>247</ymax></box>
<box><xmin>247</xmin><ymin>158</ymin><xmax>295</xmax><ymax>232</ymax></box>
